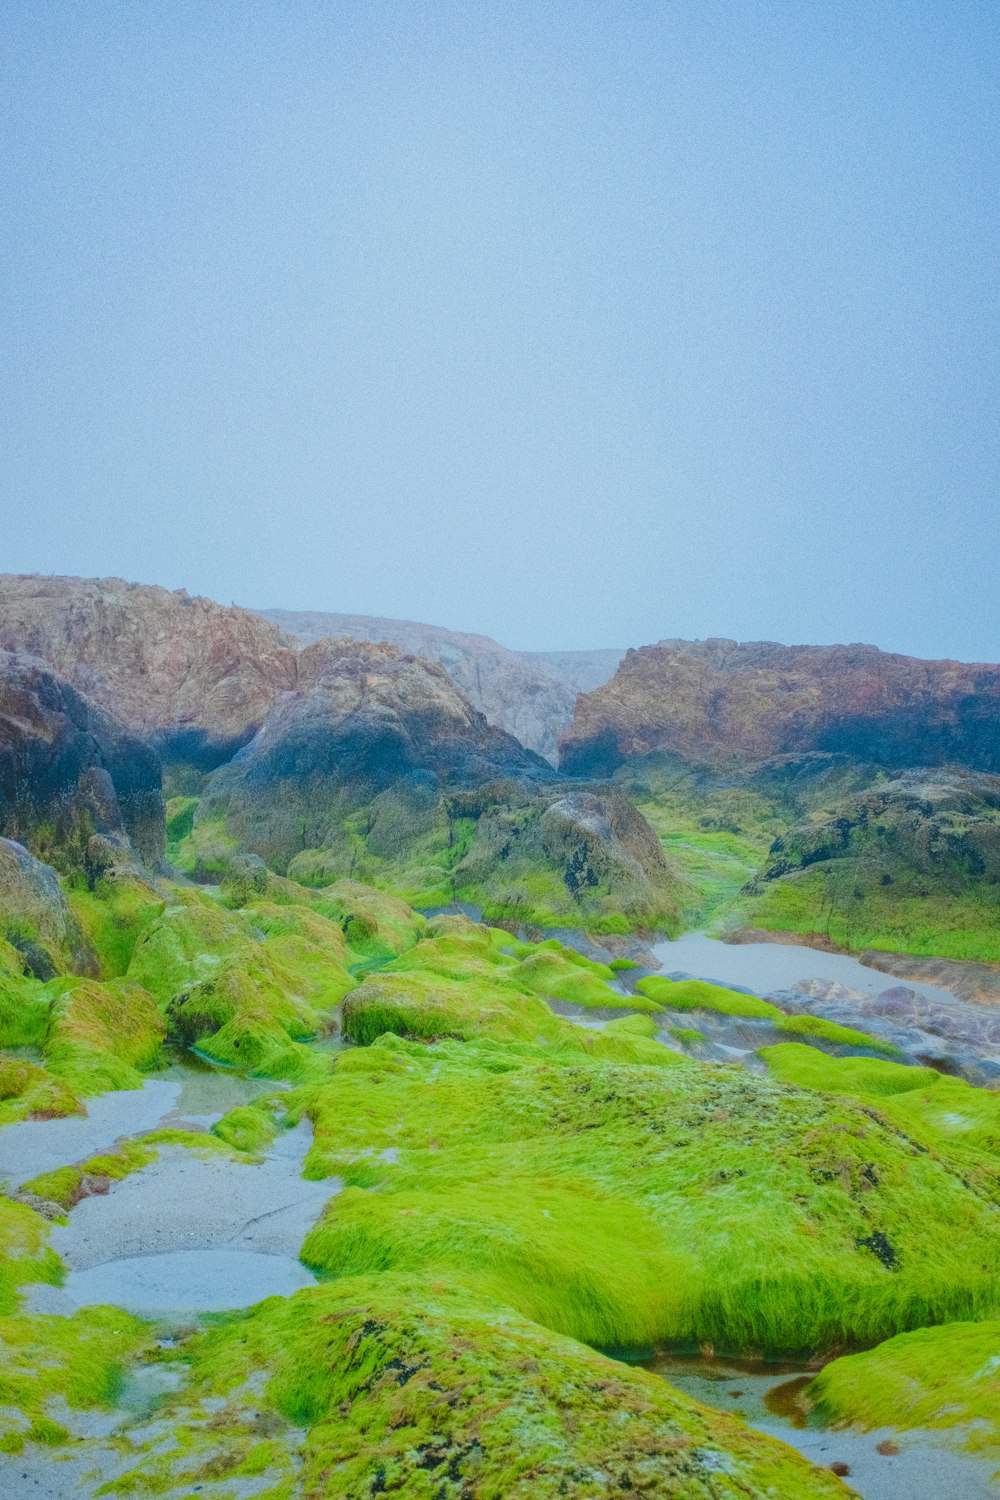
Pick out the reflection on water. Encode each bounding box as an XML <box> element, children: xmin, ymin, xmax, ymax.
<box><xmin>651</xmin><ymin>931</ymin><xmax>958</xmax><ymax>1006</ymax></box>
<box><xmin>639</xmin><ymin>1351</ymin><xmax>999</xmax><ymax>1500</ymax></box>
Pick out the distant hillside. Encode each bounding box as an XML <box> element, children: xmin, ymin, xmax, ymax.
<box><xmin>561</xmin><ymin>637</ymin><xmax>1000</xmax><ymax>776</ymax></box>
<box><xmin>260</xmin><ymin>608</ymin><xmax>623</xmax><ymax>764</ymax></box>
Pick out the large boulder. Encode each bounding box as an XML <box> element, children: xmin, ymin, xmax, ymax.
<box><xmin>196</xmin><ymin>640</ymin><xmax>553</xmax><ymax>868</ymax></box>
<box><xmin>0</xmin><ymin>649</ymin><xmax>164</xmax><ymax>872</ymax></box>
<box><xmin>264</xmin><ymin>606</ymin><xmax>622</xmax><ymax>764</ymax></box>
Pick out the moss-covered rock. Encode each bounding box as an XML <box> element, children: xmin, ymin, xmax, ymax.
<box><xmin>101</xmin><ymin>1278</ymin><xmax>848</xmax><ymax>1498</ymax></box>
<box><xmin>0</xmin><ymin>839</ymin><xmax>94</xmax><ymax>977</ymax></box>
<box><xmin>808</xmin><ymin>1320</ymin><xmax>1000</xmax><ymax>1455</ymax></box>
<box><xmin>43</xmin><ymin>977</ymin><xmax>165</xmax><ymax>1094</ymax></box>
<box><xmin>301</xmin><ymin>1032</ymin><xmax>1000</xmax><ymax>1355</ymax></box>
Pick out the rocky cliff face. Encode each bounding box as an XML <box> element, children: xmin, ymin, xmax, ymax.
<box><xmin>0</xmin><ymin>649</ymin><xmax>164</xmax><ymax>873</ymax></box>
<box><xmin>261</xmin><ymin>608</ymin><xmax>623</xmax><ymax>764</ymax></box>
<box><xmin>561</xmin><ymin>638</ymin><xmax>1000</xmax><ymax>776</ymax></box>
<box><xmin>0</xmin><ymin>575</ymin><xmax>299</xmax><ymax>767</ymax></box>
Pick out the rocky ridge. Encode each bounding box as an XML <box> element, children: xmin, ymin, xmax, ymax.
<box><xmin>561</xmin><ymin>637</ymin><xmax>1000</xmax><ymax>776</ymax></box>
<box><xmin>262</xmin><ymin>606</ymin><xmax>623</xmax><ymax>763</ymax></box>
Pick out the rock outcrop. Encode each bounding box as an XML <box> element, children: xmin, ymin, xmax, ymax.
<box><xmin>0</xmin><ymin>838</ymin><xmax>94</xmax><ymax>976</ymax></box>
<box><xmin>0</xmin><ymin>649</ymin><xmax>164</xmax><ymax>872</ymax></box>
<box><xmin>561</xmin><ymin>638</ymin><xmax>1000</xmax><ymax>776</ymax></box>
<box><xmin>0</xmin><ymin>575</ymin><xmax>299</xmax><ymax>767</ymax></box>
<box><xmin>197</xmin><ymin>639</ymin><xmax>554</xmax><ymax>869</ymax></box>
<box><xmin>262</xmin><ymin>607</ymin><xmax>622</xmax><ymax>764</ymax></box>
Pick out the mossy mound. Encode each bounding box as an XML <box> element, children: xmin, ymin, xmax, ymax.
<box><xmin>808</xmin><ymin>1320</ymin><xmax>1000</xmax><ymax>1455</ymax></box>
<box><xmin>43</xmin><ymin>977</ymin><xmax>165</xmax><ymax>1094</ymax></box>
<box><xmin>0</xmin><ymin>838</ymin><xmax>94</xmax><ymax>977</ymax></box>
<box><xmin>123</xmin><ymin>892</ymin><xmax>354</xmax><ymax>1079</ymax></box>
<box><xmin>0</xmin><ymin>1055</ymin><xmax>81</xmax><ymax>1128</ymax></box>
<box><xmin>0</xmin><ymin>1196</ymin><xmax>62</xmax><ymax>1315</ymax></box>
<box><xmin>302</xmin><ymin>1032</ymin><xmax>1000</xmax><ymax>1354</ymax></box>
<box><xmin>637</xmin><ymin>975</ymin><xmax>781</xmax><ymax>1019</ymax></box>
<box><xmin>341</xmin><ymin>918</ymin><xmax>663</xmax><ymax>1047</ymax></box>
<box><xmin>19</xmin><ymin>1137</ymin><xmax>157</xmax><ymax>1209</ymax></box>
<box><xmin>105</xmin><ymin>1277</ymin><xmax>847</xmax><ymax>1498</ymax></box>
<box><xmin>735</xmin><ymin>768</ymin><xmax>1000</xmax><ymax>962</ymax></box>
<box><xmin>760</xmin><ymin>1043</ymin><xmax>1000</xmax><ymax>1191</ymax></box>
<box><xmin>65</xmin><ymin>876</ymin><xmax>165</xmax><ymax>978</ymax></box>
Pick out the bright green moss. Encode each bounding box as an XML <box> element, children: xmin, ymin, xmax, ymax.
<box><xmin>20</xmin><ymin>1138</ymin><xmax>157</xmax><ymax>1208</ymax></box>
<box><xmin>0</xmin><ymin>1197</ymin><xmax>62</xmax><ymax>1315</ymax></box>
<box><xmin>636</xmin><ymin>975</ymin><xmax>780</xmax><ymax>1019</ymax></box>
<box><xmin>66</xmin><ymin>881</ymin><xmax>165</xmax><ymax>979</ymax></box>
<box><xmin>114</xmin><ymin>1277</ymin><xmax>847</xmax><ymax>1499</ymax></box>
<box><xmin>737</xmin><ymin>863</ymin><xmax>1000</xmax><ymax>964</ymax></box>
<box><xmin>43</xmin><ymin>977</ymin><xmax>166</xmax><ymax>1094</ymax></box>
<box><xmin>808</xmin><ymin>1321</ymin><xmax>1000</xmax><ymax>1454</ymax></box>
<box><xmin>0</xmin><ymin>1055</ymin><xmax>82</xmax><ymax>1128</ymax></box>
<box><xmin>125</xmin><ymin>898</ymin><xmax>250</xmax><ymax>1004</ymax></box>
<box><xmin>775</xmin><ymin>1013</ymin><xmax>899</xmax><ymax>1054</ymax></box>
<box><xmin>0</xmin><ymin>1301</ymin><xmax>150</xmax><ymax>1436</ymax></box>
<box><xmin>211</xmin><ymin>1101</ymin><xmax>279</xmax><ymax>1155</ymax></box>
<box><xmin>300</xmin><ymin>1033</ymin><xmax>1000</xmax><ymax>1354</ymax></box>
<box><xmin>0</xmin><ymin>968</ymin><xmax>50</xmax><ymax>1048</ymax></box>
<box><xmin>760</xmin><ymin>1043</ymin><xmax>1000</xmax><ymax>1194</ymax></box>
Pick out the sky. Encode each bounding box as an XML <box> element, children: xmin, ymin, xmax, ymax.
<box><xmin>1</xmin><ymin>2</ymin><xmax>997</xmax><ymax>658</ymax></box>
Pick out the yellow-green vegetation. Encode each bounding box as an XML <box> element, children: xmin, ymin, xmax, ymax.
<box><xmin>0</xmin><ymin>1054</ymin><xmax>81</xmax><ymax>1127</ymax></box>
<box><xmin>0</xmin><ymin>1197</ymin><xmax>62</xmax><ymax>1315</ymax></box>
<box><xmin>808</xmin><ymin>1321</ymin><xmax>1000</xmax><ymax>1455</ymax></box>
<box><xmin>620</xmin><ymin>764</ymin><xmax>783</xmax><ymax>927</ymax></box>
<box><xmin>210</xmin><ymin>1099</ymin><xmax>280</xmax><ymax>1155</ymax></box>
<box><xmin>66</xmin><ymin>878</ymin><xmax>165</xmax><ymax>978</ymax></box>
<box><xmin>124</xmin><ymin>891</ymin><xmax>358</xmax><ymax>1080</ymax></box>
<box><xmin>636</xmin><ymin>977</ymin><xmax>897</xmax><ymax>1053</ymax></box>
<box><xmin>44</xmin><ymin>977</ymin><xmax>166</xmax><ymax>1094</ymax></box>
<box><xmin>738</xmin><ymin>863</ymin><xmax>1000</xmax><ymax>962</ymax></box>
<box><xmin>637</xmin><ymin>975</ymin><xmax>781</xmax><ymax>1019</ymax></box>
<box><xmin>19</xmin><ymin>1138</ymin><xmax>157</xmax><ymax>1209</ymax></box>
<box><xmin>341</xmin><ymin>919</ymin><xmax>665</xmax><ymax>1046</ymax></box>
<box><xmin>0</xmin><ymin>1304</ymin><xmax>151</xmax><ymax>1454</ymax></box>
<box><xmin>300</xmin><ymin>1026</ymin><xmax>1000</xmax><ymax>1354</ymax></box>
<box><xmin>761</xmin><ymin>1043</ymin><xmax>1000</xmax><ymax>1191</ymax></box>
<box><xmin>99</xmin><ymin>1276</ymin><xmax>847</xmax><ymax>1499</ymax></box>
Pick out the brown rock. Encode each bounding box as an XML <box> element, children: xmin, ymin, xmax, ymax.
<box><xmin>560</xmin><ymin>638</ymin><xmax>1000</xmax><ymax>776</ymax></box>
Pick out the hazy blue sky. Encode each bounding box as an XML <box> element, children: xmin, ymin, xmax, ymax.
<box><xmin>2</xmin><ymin>2</ymin><xmax>997</xmax><ymax>656</ymax></box>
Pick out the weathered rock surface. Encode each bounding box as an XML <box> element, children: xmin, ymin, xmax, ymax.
<box><xmin>0</xmin><ymin>575</ymin><xmax>299</xmax><ymax>766</ymax></box>
<box><xmin>761</xmin><ymin>767</ymin><xmax>1000</xmax><ymax>887</ymax></box>
<box><xmin>0</xmin><ymin>838</ymin><xmax>94</xmax><ymax>975</ymax></box>
<box><xmin>561</xmin><ymin>637</ymin><xmax>1000</xmax><ymax>775</ymax></box>
<box><xmin>0</xmin><ymin>649</ymin><xmax>164</xmax><ymax>871</ymax></box>
<box><xmin>263</xmin><ymin>607</ymin><xmax>622</xmax><ymax>764</ymax></box>
<box><xmin>199</xmin><ymin>639</ymin><xmax>554</xmax><ymax>867</ymax></box>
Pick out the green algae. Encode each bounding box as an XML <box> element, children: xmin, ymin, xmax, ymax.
<box><xmin>0</xmin><ymin>1302</ymin><xmax>150</xmax><ymax>1447</ymax></box>
<box><xmin>210</xmin><ymin>1100</ymin><xmax>280</xmax><ymax>1156</ymax></box>
<box><xmin>124</xmin><ymin>894</ymin><xmax>351</xmax><ymax>1080</ymax></box>
<box><xmin>760</xmin><ymin>1043</ymin><xmax>1000</xmax><ymax>1194</ymax></box>
<box><xmin>299</xmin><ymin>1032</ymin><xmax>1000</xmax><ymax>1355</ymax></box>
<box><xmin>20</xmin><ymin>1138</ymin><xmax>158</xmax><ymax>1209</ymax></box>
<box><xmin>0</xmin><ymin>1054</ymin><xmax>81</xmax><ymax>1128</ymax></box>
<box><xmin>0</xmin><ymin>1196</ymin><xmax>62</xmax><ymax>1314</ymax></box>
<box><xmin>807</xmin><ymin>1320</ymin><xmax>1000</xmax><ymax>1454</ymax></box>
<box><xmin>66</xmin><ymin>879</ymin><xmax>165</xmax><ymax>979</ymax></box>
<box><xmin>43</xmin><ymin>977</ymin><xmax>166</xmax><ymax>1094</ymax></box>
<box><xmin>636</xmin><ymin>975</ymin><xmax>780</xmax><ymax>1018</ymax></box>
<box><xmin>104</xmin><ymin>1277</ymin><xmax>847</xmax><ymax>1499</ymax></box>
